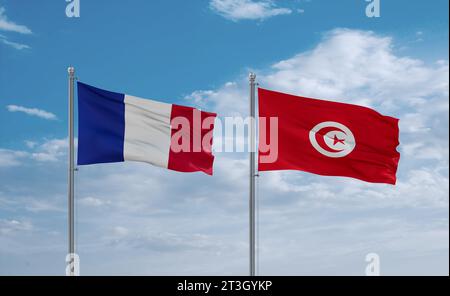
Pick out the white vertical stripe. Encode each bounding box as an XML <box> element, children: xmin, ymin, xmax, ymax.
<box><xmin>123</xmin><ymin>95</ymin><xmax>172</xmax><ymax>168</ymax></box>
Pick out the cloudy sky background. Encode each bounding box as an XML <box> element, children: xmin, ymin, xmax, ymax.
<box><xmin>0</xmin><ymin>0</ymin><xmax>448</xmax><ymax>275</ymax></box>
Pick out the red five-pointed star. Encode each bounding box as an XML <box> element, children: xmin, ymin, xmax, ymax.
<box><xmin>333</xmin><ymin>134</ymin><xmax>345</xmax><ymax>145</ymax></box>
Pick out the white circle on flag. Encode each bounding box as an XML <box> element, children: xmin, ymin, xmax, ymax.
<box><xmin>309</xmin><ymin>121</ymin><xmax>356</xmax><ymax>158</ymax></box>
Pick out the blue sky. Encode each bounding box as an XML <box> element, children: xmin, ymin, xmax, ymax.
<box><xmin>0</xmin><ymin>0</ymin><xmax>449</xmax><ymax>275</ymax></box>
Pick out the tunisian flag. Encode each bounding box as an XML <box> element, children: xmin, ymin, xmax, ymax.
<box><xmin>258</xmin><ymin>88</ymin><xmax>400</xmax><ymax>184</ymax></box>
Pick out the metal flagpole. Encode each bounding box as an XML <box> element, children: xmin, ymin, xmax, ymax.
<box><xmin>249</xmin><ymin>72</ymin><xmax>256</xmax><ymax>276</ymax></box>
<box><xmin>67</xmin><ymin>66</ymin><xmax>75</xmax><ymax>276</ymax></box>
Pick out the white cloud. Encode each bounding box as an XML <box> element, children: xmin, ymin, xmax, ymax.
<box><xmin>0</xmin><ymin>219</ymin><xmax>32</xmax><ymax>235</ymax></box>
<box><xmin>260</xmin><ymin>29</ymin><xmax>448</xmax><ymax>109</ymax></box>
<box><xmin>402</xmin><ymin>141</ymin><xmax>449</xmax><ymax>161</ymax></box>
<box><xmin>0</xmin><ymin>7</ymin><xmax>32</xmax><ymax>34</ymax></box>
<box><xmin>210</xmin><ymin>0</ymin><xmax>291</xmax><ymax>21</ymax></box>
<box><xmin>31</xmin><ymin>138</ymin><xmax>67</xmax><ymax>162</ymax></box>
<box><xmin>185</xmin><ymin>81</ymin><xmax>247</xmax><ymax>116</ymax></box>
<box><xmin>0</xmin><ymin>36</ymin><xmax>30</xmax><ymax>50</ymax></box>
<box><xmin>25</xmin><ymin>198</ymin><xmax>65</xmax><ymax>213</ymax></box>
<box><xmin>0</xmin><ymin>7</ymin><xmax>32</xmax><ymax>50</ymax></box>
<box><xmin>79</xmin><ymin>196</ymin><xmax>109</xmax><ymax>207</ymax></box>
<box><xmin>24</xmin><ymin>141</ymin><xmax>37</xmax><ymax>149</ymax></box>
<box><xmin>400</xmin><ymin>113</ymin><xmax>431</xmax><ymax>133</ymax></box>
<box><xmin>6</xmin><ymin>105</ymin><xmax>57</xmax><ymax>120</ymax></box>
<box><xmin>415</xmin><ymin>31</ymin><xmax>424</xmax><ymax>42</ymax></box>
<box><xmin>112</xmin><ymin>226</ymin><xmax>130</xmax><ymax>237</ymax></box>
<box><xmin>0</xmin><ymin>149</ymin><xmax>28</xmax><ymax>167</ymax></box>
<box><xmin>0</xmin><ymin>138</ymin><xmax>68</xmax><ymax>167</ymax></box>
<box><xmin>107</xmin><ymin>228</ymin><xmax>225</xmax><ymax>253</ymax></box>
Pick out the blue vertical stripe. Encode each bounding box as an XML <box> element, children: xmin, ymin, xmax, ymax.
<box><xmin>77</xmin><ymin>82</ymin><xmax>125</xmax><ymax>165</ymax></box>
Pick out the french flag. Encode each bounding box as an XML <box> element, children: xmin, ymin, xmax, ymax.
<box><xmin>77</xmin><ymin>82</ymin><xmax>216</xmax><ymax>175</ymax></box>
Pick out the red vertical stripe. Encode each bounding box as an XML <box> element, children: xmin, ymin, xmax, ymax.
<box><xmin>168</xmin><ymin>104</ymin><xmax>217</xmax><ymax>175</ymax></box>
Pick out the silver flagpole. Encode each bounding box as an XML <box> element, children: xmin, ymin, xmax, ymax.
<box><xmin>67</xmin><ymin>66</ymin><xmax>75</xmax><ymax>276</ymax></box>
<box><xmin>249</xmin><ymin>72</ymin><xmax>256</xmax><ymax>276</ymax></box>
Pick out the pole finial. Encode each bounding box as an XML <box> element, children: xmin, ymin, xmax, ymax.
<box><xmin>68</xmin><ymin>66</ymin><xmax>75</xmax><ymax>75</ymax></box>
<box><xmin>249</xmin><ymin>72</ymin><xmax>256</xmax><ymax>82</ymax></box>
